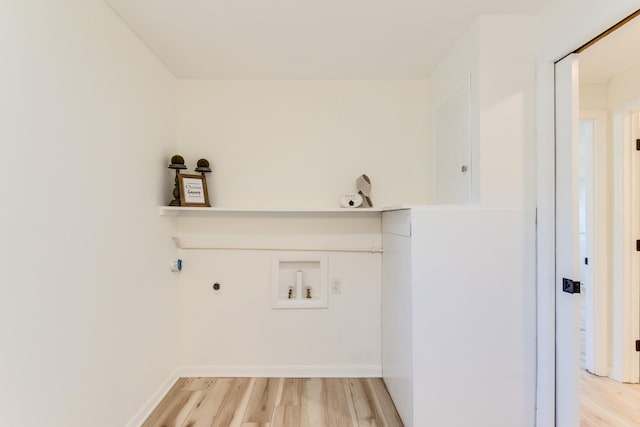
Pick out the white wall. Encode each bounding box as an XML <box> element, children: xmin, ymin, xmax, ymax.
<box><xmin>580</xmin><ymin>82</ymin><xmax>609</xmax><ymax>110</ymax></box>
<box><xmin>609</xmin><ymin>64</ymin><xmax>640</xmax><ymax>108</ymax></box>
<box><xmin>428</xmin><ymin>16</ymin><xmax>536</xmax><ymax>207</ymax></box>
<box><xmin>177</xmin><ymin>80</ymin><xmax>430</xmax><ymax>208</ymax></box>
<box><xmin>174</xmin><ymin>80</ymin><xmax>430</xmax><ymax>375</ymax></box>
<box><xmin>0</xmin><ymin>2</ymin><xmax>177</xmax><ymax>426</ymax></box>
<box><xmin>174</xmin><ymin>213</ymin><xmax>382</xmax><ymax>374</ymax></box>
<box><xmin>422</xmin><ymin>15</ymin><xmax>538</xmax><ymax>427</ymax></box>
<box><xmin>477</xmin><ymin>16</ymin><xmax>537</xmax><ymax>208</ymax></box>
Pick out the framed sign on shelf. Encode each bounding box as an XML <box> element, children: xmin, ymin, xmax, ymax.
<box><xmin>178</xmin><ymin>174</ymin><xmax>210</xmax><ymax>207</ymax></box>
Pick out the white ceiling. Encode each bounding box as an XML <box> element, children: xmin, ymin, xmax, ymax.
<box><xmin>580</xmin><ymin>15</ymin><xmax>640</xmax><ymax>83</ymax></box>
<box><xmin>104</xmin><ymin>0</ymin><xmax>550</xmax><ymax>79</ymax></box>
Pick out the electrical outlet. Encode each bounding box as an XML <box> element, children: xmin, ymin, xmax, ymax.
<box><xmin>331</xmin><ymin>278</ymin><xmax>342</xmax><ymax>294</ymax></box>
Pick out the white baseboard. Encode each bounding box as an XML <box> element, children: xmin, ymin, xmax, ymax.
<box><xmin>125</xmin><ymin>367</ymin><xmax>180</xmax><ymax>427</ymax></box>
<box><xmin>177</xmin><ymin>364</ymin><xmax>382</xmax><ymax>378</ymax></box>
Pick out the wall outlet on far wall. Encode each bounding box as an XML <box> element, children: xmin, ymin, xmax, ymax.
<box><xmin>331</xmin><ymin>278</ymin><xmax>342</xmax><ymax>294</ymax></box>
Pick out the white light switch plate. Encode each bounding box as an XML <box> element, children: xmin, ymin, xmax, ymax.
<box><xmin>331</xmin><ymin>278</ymin><xmax>342</xmax><ymax>294</ymax></box>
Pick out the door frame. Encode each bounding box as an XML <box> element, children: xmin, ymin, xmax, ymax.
<box><xmin>536</xmin><ymin>9</ymin><xmax>640</xmax><ymax>427</ymax></box>
<box><xmin>579</xmin><ymin>110</ymin><xmax>610</xmax><ymax>377</ymax></box>
<box><xmin>553</xmin><ymin>53</ymin><xmax>581</xmax><ymax>427</ymax></box>
<box><xmin>535</xmin><ymin>57</ymin><xmax>556</xmax><ymax>427</ymax></box>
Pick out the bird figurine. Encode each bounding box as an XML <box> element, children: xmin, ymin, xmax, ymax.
<box><xmin>356</xmin><ymin>174</ymin><xmax>372</xmax><ymax>207</ymax></box>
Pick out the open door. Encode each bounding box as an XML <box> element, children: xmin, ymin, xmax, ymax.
<box><xmin>555</xmin><ymin>53</ymin><xmax>581</xmax><ymax>427</ymax></box>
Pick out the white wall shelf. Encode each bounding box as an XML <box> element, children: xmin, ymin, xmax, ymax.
<box><xmin>159</xmin><ymin>206</ymin><xmax>386</xmax><ymax>216</ymax></box>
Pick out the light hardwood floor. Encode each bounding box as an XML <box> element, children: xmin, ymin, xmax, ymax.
<box><xmin>580</xmin><ymin>370</ymin><xmax>640</xmax><ymax>427</ymax></box>
<box><xmin>143</xmin><ymin>377</ymin><xmax>404</xmax><ymax>427</ymax></box>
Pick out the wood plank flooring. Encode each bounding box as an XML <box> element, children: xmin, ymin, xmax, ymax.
<box><xmin>143</xmin><ymin>378</ymin><xmax>404</xmax><ymax>427</ymax></box>
<box><xmin>580</xmin><ymin>370</ymin><xmax>640</xmax><ymax>427</ymax></box>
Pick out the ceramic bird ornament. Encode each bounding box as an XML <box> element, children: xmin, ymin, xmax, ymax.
<box><xmin>356</xmin><ymin>174</ymin><xmax>372</xmax><ymax>207</ymax></box>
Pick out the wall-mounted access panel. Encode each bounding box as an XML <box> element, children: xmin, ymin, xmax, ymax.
<box><xmin>271</xmin><ymin>253</ymin><xmax>328</xmax><ymax>309</ymax></box>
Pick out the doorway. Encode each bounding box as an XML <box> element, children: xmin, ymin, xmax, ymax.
<box><xmin>554</xmin><ymin>11</ymin><xmax>640</xmax><ymax>427</ymax></box>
